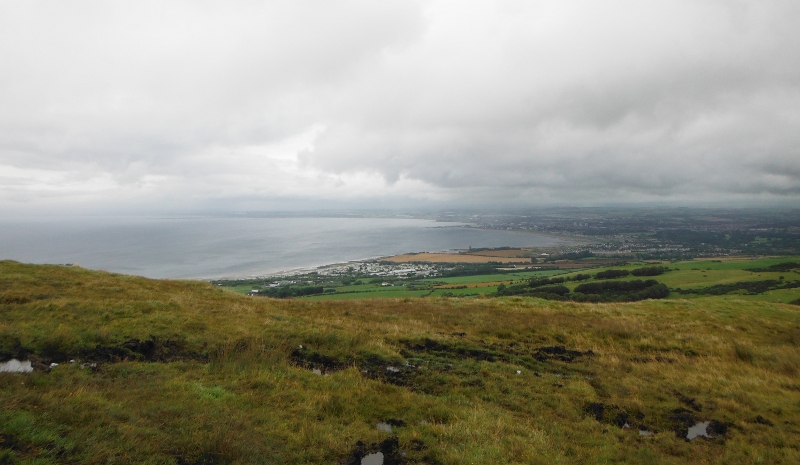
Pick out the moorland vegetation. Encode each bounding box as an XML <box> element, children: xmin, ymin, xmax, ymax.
<box><xmin>1</xmin><ymin>259</ymin><xmax>800</xmax><ymax>463</ymax></box>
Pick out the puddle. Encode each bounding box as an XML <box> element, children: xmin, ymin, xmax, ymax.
<box><xmin>344</xmin><ymin>437</ymin><xmax>406</xmax><ymax>465</ymax></box>
<box><xmin>0</xmin><ymin>359</ymin><xmax>33</xmax><ymax>373</ymax></box>
<box><xmin>376</xmin><ymin>423</ymin><xmax>392</xmax><ymax>433</ymax></box>
<box><xmin>686</xmin><ymin>421</ymin><xmax>710</xmax><ymax>440</ymax></box>
<box><xmin>361</xmin><ymin>452</ymin><xmax>384</xmax><ymax>465</ymax></box>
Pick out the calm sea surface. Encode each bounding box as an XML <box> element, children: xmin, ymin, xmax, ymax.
<box><xmin>0</xmin><ymin>217</ymin><xmax>568</xmax><ymax>279</ymax></box>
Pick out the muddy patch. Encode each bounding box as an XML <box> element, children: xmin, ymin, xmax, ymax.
<box><xmin>532</xmin><ymin>346</ymin><xmax>593</xmax><ymax>363</ymax></box>
<box><xmin>341</xmin><ymin>437</ymin><xmax>431</xmax><ymax>465</ymax></box>
<box><xmin>290</xmin><ymin>348</ymin><xmax>420</xmax><ymax>388</ymax></box>
<box><xmin>342</xmin><ymin>438</ymin><xmax>405</xmax><ymax>465</ymax></box>
<box><xmin>586</xmin><ymin>402</ymin><xmax>605</xmax><ymax>421</ymax></box>
<box><xmin>670</xmin><ymin>409</ymin><xmax>728</xmax><ymax>441</ymax></box>
<box><xmin>752</xmin><ymin>415</ymin><xmax>774</xmax><ymax>426</ymax></box>
<box><xmin>84</xmin><ymin>336</ymin><xmax>204</xmax><ymax>363</ymax></box>
<box><xmin>587</xmin><ymin>402</ymin><xmax>733</xmax><ymax>441</ymax></box>
<box><xmin>290</xmin><ymin>347</ymin><xmax>349</xmax><ymax>375</ymax></box>
<box><xmin>401</xmin><ymin>338</ymin><xmax>504</xmax><ymax>362</ymax></box>
<box><xmin>585</xmin><ymin>402</ymin><xmax>661</xmax><ymax>435</ymax></box>
<box><xmin>0</xmin><ymin>336</ymin><xmax>206</xmax><ymax>373</ymax></box>
<box><xmin>292</xmin><ymin>340</ymin><xmax>592</xmax><ymax>395</ymax></box>
<box><xmin>585</xmin><ymin>403</ymin><xmax>643</xmax><ymax>427</ymax></box>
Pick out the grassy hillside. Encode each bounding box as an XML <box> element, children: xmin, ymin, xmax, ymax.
<box><xmin>1</xmin><ymin>260</ymin><xmax>800</xmax><ymax>464</ymax></box>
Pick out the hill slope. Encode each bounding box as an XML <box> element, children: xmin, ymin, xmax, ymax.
<box><xmin>1</xmin><ymin>261</ymin><xmax>799</xmax><ymax>464</ymax></box>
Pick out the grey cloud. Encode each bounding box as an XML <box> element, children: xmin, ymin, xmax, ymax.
<box><xmin>1</xmin><ymin>0</ymin><xmax>799</xmax><ymax>212</ymax></box>
<box><xmin>304</xmin><ymin>1</ymin><xmax>800</xmax><ymax>202</ymax></box>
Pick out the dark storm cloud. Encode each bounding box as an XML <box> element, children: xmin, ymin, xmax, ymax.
<box><xmin>1</xmin><ymin>0</ymin><xmax>798</xmax><ymax>212</ymax></box>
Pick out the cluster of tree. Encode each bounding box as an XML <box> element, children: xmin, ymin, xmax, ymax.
<box><xmin>258</xmin><ymin>285</ymin><xmax>324</xmax><ymax>298</ymax></box>
<box><xmin>595</xmin><ymin>269</ymin><xmax>630</xmax><ymax>279</ymax></box>
<box><xmin>673</xmin><ymin>279</ymin><xmax>800</xmax><ymax>296</ymax></box>
<box><xmin>630</xmin><ymin>265</ymin><xmax>671</xmax><ymax>276</ymax></box>
<box><xmin>573</xmin><ymin>280</ymin><xmax>670</xmax><ymax>302</ymax></box>
<box><xmin>496</xmin><ymin>283</ymin><xmax>568</xmax><ymax>298</ymax></box>
<box><xmin>528</xmin><ymin>276</ymin><xmax>566</xmax><ymax>287</ymax></box>
<box><xmin>593</xmin><ymin>265</ymin><xmax>670</xmax><ymax>280</ymax></box>
<box><xmin>495</xmin><ymin>279</ymin><xmax>669</xmax><ymax>302</ymax></box>
<box><xmin>746</xmin><ymin>262</ymin><xmax>800</xmax><ymax>273</ymax></box>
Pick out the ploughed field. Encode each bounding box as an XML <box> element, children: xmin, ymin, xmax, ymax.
<box><xmin>1</xmin><ymin>260</ymin><xmax>800</xmax><ymax>464</ymax></box>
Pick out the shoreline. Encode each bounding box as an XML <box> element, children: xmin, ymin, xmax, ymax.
<box><xmin>208</xmin><ymin>239</ymin><xmax>591</xmax><ymax>281</ymax></box>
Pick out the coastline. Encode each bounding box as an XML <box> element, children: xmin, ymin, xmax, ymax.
<box><xmin>209</xmin><ymin>235</ymin><xmax>590</xmax><ymax>281</ymax></box>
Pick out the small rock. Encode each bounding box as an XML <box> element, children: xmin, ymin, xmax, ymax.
<box><xmin>516</xmin><ymin>370</ymin><xmax>522</xmax><ymax>374</ymax></box>
<box><xmin>376</xmin><ymin>422</ymin><xmax>392</xmax><ymax>433</ymax></box>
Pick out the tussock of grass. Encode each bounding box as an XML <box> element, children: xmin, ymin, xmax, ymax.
<box><xmin>1</xmin><ymin>260</ymin><xmax>800</xmax><ymax>463</ymax></box>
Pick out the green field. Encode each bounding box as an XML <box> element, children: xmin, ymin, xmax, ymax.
<box><xmin>418</xmin><ymin>269</ymin><xmax>568</xmax><ymax>285</ymax></box>
<box><xmin>302</xmin><ymin>288</ymin><xmax>433</xmax><ymax>301</ymax></box>
<box><xmin>2</xmin><ymin>260</ymin><xmax>800</xmax><ymax>463</ymax></box>
<box><xmin>274</xmin><ymin>257</ymin><xmax>800</xmax><ymax>303</ymax></box>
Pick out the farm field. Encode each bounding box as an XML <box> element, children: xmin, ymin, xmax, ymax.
<box><xmin>1</xmin><ymin>260</ymin><xmax>799</xmax><ymax>463</ymax></box>
<box><xmin>295</xmin><ymin>256</ymin><xmax>800</xmax><ymax>303</ymax></box>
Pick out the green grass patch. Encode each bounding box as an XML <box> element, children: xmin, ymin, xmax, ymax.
<box><xmin>3</xmin><ymin>260</ymin><xmax>800</xmax><ymax>463</ymax></box>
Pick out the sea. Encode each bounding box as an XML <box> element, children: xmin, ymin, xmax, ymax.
<box><xmin>0</xmin><ymin>216</ymin><xmax>568</xmax><ymax>279</ymax></box>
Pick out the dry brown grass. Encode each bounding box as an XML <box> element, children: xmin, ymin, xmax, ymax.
<box><xmin>462</xmin><ymin>249</ymin><xmax>528</xmax><ymax>258</ymax></box>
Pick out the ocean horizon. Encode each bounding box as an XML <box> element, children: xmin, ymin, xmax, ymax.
<box><xmin>0</xmin><ymin>216</ymin><xmax>569</xmax><ymax>279</ymax></box>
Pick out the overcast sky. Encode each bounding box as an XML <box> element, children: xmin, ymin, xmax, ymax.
<box><xmin>1</xmin><ymin>0</ymin><xmax>799</xmax><ymax>214</ymax></box>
